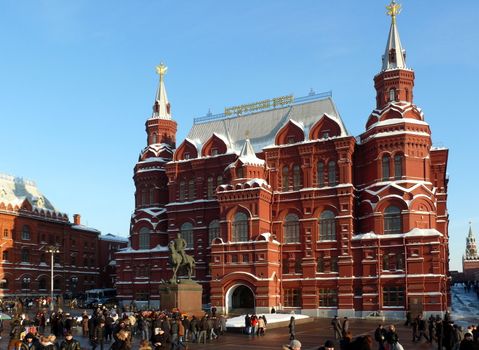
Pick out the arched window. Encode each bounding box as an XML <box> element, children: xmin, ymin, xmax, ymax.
<box><xmin>293</xmin><ymin>165</ymin><xmax>301</xmax><ymax>190</ymax></box>
<box><xmin>384</xmin><ymin>206</ymin><xmax>402</xmax><ymax>234</ymax></box>
<box><xmin>21</xmin><ymin>248</ymin><xmax>30</xmax><ymax>263</ymax></box>
<box><xmin>152</xmin><ymin>133</ymin><xmax>157</xmax><ymax>144</ymax></box>
<box><xmin>232</xmin><ymin>212</ymin><xmax>248</xmax><ymax>242</ymax></box>
<box><xmin>319</xmin><ymin>210</ymin><xmax>336</xmax><ymax>241</ymax></box>
<box><xmin>207</xmin><ymin>176</ymin><xmax>214</xmax><ymax>199</ymax></box>
<box><xmin>382</xmin><ymin>155</ymin><xmax>391</xmax><ymax>180</ymax></box>
<box><xmin>284</xmin><ymin>214</ymin><xmax>300</xmax><ymax>243</ymax></box>
<box><xmin>389</xmin><ymin>88</ymin><xmax>396</xmax><ymax>102</ymax></box>
<box><xmin>22</xmin><ymin>225</ymin><xmax>31</xmax><ymax>240</ymax></box>
<box><xmin>282</xmin><ymin>166</ymin><xmax>289</xmax><ymax>191</ymax></box>
<box><xmin>180</xmin><ymin>223</ymin><xmax>194</xmax><ymax>248</ymax></box>
<box><xmin>394</xmin><ymin>154</ymin><xmax>403</xmax><ymax>179</ymax></box>
<box><xmin>138</xmin><ymin>227</ymin><xmax>150</xmax><ymax>250</ymax></box>
<box><xmin>149</xmin><ymin>188</ymin><xmax>156</xmax><ymax>205</ymax></box>
<box><xmin>188</xmin><ymin>180</ymin><xmax>195</xmax><ymax>200</ymax></box>
<box><xmin>179</xmin><ymin>180</ymin><xmax>186</xmax><ymax>201</ymax></box>
<box><xmin>317</xmin><ymin>162</ymin><xmax>324</xmax><ymax>187</ymax></box>
<box><xmin>328</xmin><ymin>161</ymin><xmax>337</xmax><ymax>186</ymax></box>
<box><xmin>208</xmin><ymin>220</ymin><xmax>220</xmax><ymax>244</ymax></box>
<box><xmin>39</xmin><ymin>278</ymin><xmax>47</xmax><ymax>290</ymax></box>
<box><xmin>54</xmin><ymin>278</ymin><xmax>61</xmax><ymax>290</ymax></box>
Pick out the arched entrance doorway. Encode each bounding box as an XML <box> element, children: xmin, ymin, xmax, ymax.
<box><xmin>226</xmin><ymin>284</ymin><xmax>255</xmax><ymax>315</ymax></box>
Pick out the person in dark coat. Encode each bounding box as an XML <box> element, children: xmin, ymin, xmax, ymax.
<box><xmin>385</xmin><ymin>325</ymin><xmax>399</xmax><ymax>348</ymax></box>
<box><xmin>374</xmin><ymin>324</ymin><xmax>387</xmax><ymax>350</ymax></box>
<box><xmin>288</xmin><ymin>316</ymin><xmax>296</xmax><ymax>340</ymax></box>
<box><xmin>342</xmin><ymin>317</ymin><xmax>350</xmax><ymax>338</ymax></box>
<box><xmin>428</xmin><ymin>315</ymin><xmax>436</xmax><ymax>343</ymax></box>
<box><xmin>92</xmin><ymin>319</ymin><xmax>106</xmax><ymax>350</ymax></box>
<box><xmin>331</xmin><ymin>316</ymin><xmax>342</xmax><ymax>340</ymax></box>
<box><xmin>151</xmin><ymin>328</ymin><xmax>166</xmax><ymax>350</ymax></box>
<box><xmin>459</xmin><ymin>332</ymin><xmax>479</xmax><ymax>350</ymax></box>
<box><xmin>416</xmin><ymin>315</ymin><xmax>429</xmax><ymax>342</ymax></box>
<box><xmin>59</xmin><ymin>332</ymin><xmax>81</xmax><ymax>350</ymax></box>
<box><xmin>244</xmin><ymin>314</ymin><xmax>251</xmax><ymax>335</ymax></box>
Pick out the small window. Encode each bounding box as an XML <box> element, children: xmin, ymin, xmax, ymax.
<box><xmin>383</xmin><ymin>286</ymin><xmax>405</xmax><ymax>307</ymax></box>
<box><xmin>231</xmin><ymin>255</ymin><xmax>238</xmax><ymax>263</ymax></box>
<box><xmin>188</xmin><ymin>180</ymin><xmax>195</xmax><ymax>200</ymax></box>
<box><xmin>389</xmin><ymin>88</ymin><xmax>396</xmax><ymax>102</ymax></box>
<box><xmin>282</xmin><ymin>258</ymin><xmax>289</xmax><ymax>274</ymax></box>
<box><xmin>139</xmin><ymin>227</ymin><xmax>150</xmax><ymax>250</ymax></box>
<box><xmin>317</xmin><ymin>162</ymin><xmax>324</xmax><ymax>187</ymax></box>
<box><xmin>384</xmin><ymin>206</ymin><xmax>402</xmax><ymax>234</ymax></box>
<box><xmin>3</xmin><ymin>229</ymin><xmax>8</xmax><ymax>238</ymax></box>
<box><xmin>331</xmin><ymin>256</ymin><xmax>338</xmax><ymax>272</ymax></box>
<box><xmin>283</xmin><ymin>288</ymin><xmax>302</xmax><ymax>307</ymax></box>
<box><xmin>319</xmin><ymin>288</ymin><xmax>338</xmax><ymax>307</ymax></box>
<box><xmin>217</xmin><ymin>175</ymin><xmax>223</xmax><ymax>186</ymax></box>
<box><xmin>21</xmin><ymin>248</ymin><xmax>30</xmax><ymax>263</ymax></box>
<box><xmin>179</xmin><ymin>181</ymin><xmax>186</xmax><ymax>201</ymax></box>
<box><xmin>242</xmin><ymin>254</ymin><xmax>249</xmax><ymax>263</ymax></box>
<box><xmin>207</xmin><ymin>176</ymin><xmax>214</xmax><ymax>199</ymax></box>
<box><xmin>22</xmin><ymin>225</ymin><xmax>31</xmax><ymax>240</ymax></box>
<box><xmin>284</xmin><ymin>214</ymin><xmax>300</xmax><ymax>243</ymax></box>
<box><xmin>382</xmin><ymin>155</ymin><xmax>391</xmax><ymax>180</ymax></box>
<box><xmin>328</xmin><ymin>161</ymin><xmax>337</xmax><ymax>186</ymax></box>
<box><xmin>211</xmin><ymin>148</ymin><xmax>218</xmax><ymax>156</ymax></box>
<box><xmin>293</xmin><ymin>165</ymin><xmax>301</xmax><ymax>190</ymax></box>
<box><xmin>319</xmin><ymin>210</ymin><xmax>336</xmax><ymax>241</ymax></box>
<box><xmin>294</xmin><ymin>258</ymin><xmax>302</xmax><ymax>274</ymax></box>
<box><xmin>394</xmin><ymin>154</ymin><xmax>403</xmax><ymax>179</ymax></box>
<box><xmin>149</xmin><ymin>188</ymin><xmax>155</xmax><ymax>204</ymax></box>
<box><xmin>152</xmin><ymin>133</ymin><xmax>158</xmax><ymax>144</ymax></box>
<box><xmin>0</xmin><ymin>278</ymin><xmax>8</xmax><ymax>289</ymax></box>
<box><xmin>2</xmin><ymin>251</ymin><xmax>8</xmax><ymax>261</ymax></box>
<box><xmin>184</xmin><ymin>152</ymin><xmax>190</xmax><ymax>160</ymax></box>
<box><xmin>282</xmin><ymin>166</ymin><xmax>289</xmax><ymax>191</ymax></box>
<box><xmin>287</xmin><ymin>136</ymin><xmax>295</xmax><ymax>144</ymax></box>
<box><xmin>237</xmin><ymin>167</ymin><xmax>244</xmax><ymax>179</ymax></box>
<box><xmin>317</xmin><ymin>254</ymin><xmax>324</xmax><ymax>273</ymax></box>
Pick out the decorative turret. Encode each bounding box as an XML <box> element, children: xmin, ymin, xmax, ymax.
<box><xmin>374</xmin><ymin>1</ymin><xmax>415</xmax><ymax>109</ymax></box>
<box><xmin>145</xmin><ymin>63</ymin><xmax>177</xmax><ymax>147</ymax></box>
<box><xmin>465</xmin><ymin>223</ymin><xmax>479</xmax><ymax>260</ymax></box>
<box><xmin>231</xmin><ymin>139</ymin><xmax>266</xmax><ymax>183</ymax></box>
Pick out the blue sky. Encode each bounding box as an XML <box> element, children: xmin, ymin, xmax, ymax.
<box><xmin>0</xmin><ymin>1</ymin><xmax>477</xmax><ymax>271</ymax></box>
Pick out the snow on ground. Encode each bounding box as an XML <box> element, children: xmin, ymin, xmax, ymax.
<box><xmin>451</xmin><ymin>284</ymin><xmax>479</xmax><ymax>327</ymax></box>
<box><xmin>226</xmin><ymin>313</ymin><xmax>310</xmax><ymax>328</ymax></box>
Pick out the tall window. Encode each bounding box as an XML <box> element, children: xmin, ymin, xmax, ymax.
<box><xmin>382</xmin><ymin>155</ymin><xmax>391</xmax><ymax>180</ymax></box>
<box><xmin>149</xmin><ymin>188</ymin><xmax>155</xmax><ymax>204</ymax></box>
<box><xmin>152</xmin><ymin>133</ymin><xmax>157</xmax><ymax>144</ymax></box>
<box><xmin>319</xmin><ymin>288</ymin><xmax>338</xmax><ymax>307</ymax></box>
<box><xmin>394</xmin><ymin>154</ymin><xmax>403</xmax><ymax>179</ymax></box>
<box><xmin>293</xmin><ymin>165</ymin><xmax>301</xmax><ymax>190</ymax></box>
<box><xmin>282</xmin><ymin>167</ymin><xmax>289</xmax><ymax>191</ymax></box>
<box><xmin>138</xmin><ymin>227</ymin><xmax>150</xmax><ymax>250</ymax></box>
<box><xmin>382</xmin><ymin>254</ymin><xmax>390</xmax><ymax>271</ymax></box>
<box><xmin>282</xmin><ymin>258</ymin><xmax>290</xmax><ymax>274</ymax></box>
<box><xmin>141</xmin><ymin>189</ymin><xmax>147</xmax><ymax>205</ymax></box>
<box><xmin>331</xmin><ymin>256</ymin><xmax>338</xmax><ymax>272</ymax></box>
<box><xmin>22</xmin><ymin>225</ymin><xmax>31</xmax><ymax>240</ymax></box>
<box><xmin>294</xmin><ymin>258</ymin><xmax>302</xmax><ymax>274</ymax></box>
<box><xmin>284</xmin><ymin>288</ymin><xmax>301</xmax><ymax>307</ymax></box>
<box><xmin>39</xmin><ymin>278</ymin><xmax>47</xmax><ymax>290</ymax></box>
<box><xmin>179</xmin><ymin>181</ymin><xmax>186</xmax><ymax>201</ymax></box>
<box><xmin>21</xmin><ymin>277</ymin><xmax>31</xmax><ymax>290</ymax></box>
<box><xmin>207</xmin><ymin>176</ymin><xmax>214</xmax><ymax>199</ymax></box>
<box><xmin>180</xmin><ymin>223</ymin><xmax>194</xmax><ymax>248</ymax></box>
<box><xmin>208</xmin><ymin>220</ymin><xmax>220</xmax><ymax>244</ymax></box>
<box><xmin>319</xmin><ymin>210</ymin><xmax>336</xmax><ymax>241</ymax></box>
<box><xmin>284</xmin><ymin>214</ymin><xmax>300</xmax><ymax>243</ymax></box>
<box><xmin>328</xmin><ymin>161</ymin><xmax>337</xmax><ymax>186</ymax></box>
<box><xmin>232</xmin><ymin>212</ymin><xmax>248</xmax><ymax>242</ymax></box>
<box><xmin>383</xmin><ymin>286</ymin><xmax>405</xmax><ymax>307</ymax></box>
<box><xmin>21</xmin><ymin>248</ymin><xmax>30</xmax><ymax>263</ymax></box>
<box><xmin>188</xmin><ymin>180</ymin><xmax>195</xmax><ymax>200</ymax></box>
<box><xmin>236</xmin><ymin>167</ymin><xmax>244</xmax><ymax>179</ymax></box>
<box><xmin>2</xmin><ymin>251</ymin><xmax>8</xmax><ymax>261</ymax></box>
<box><xmin>389</xmin><ymin>89</ymin><xmax>396</xmax><ymax>102</ymax></box>
<box><xmin>384</xmin><ymin>206</ymin><xmax>402</xmax><ymax>234</ymax></box>
<box><xmin>317</xmin><ymin>162</ymin><xmax>324</xmax><ymax>187</ymax></box>
<box><xmin>3</xmin><ymin>229</ymin><xmax>8</xmax><ymax>237</ymax></box>
<box><xmin>317</xmin><ymin>254</ymin><xmax>324</xmax><ymax>272</ymax></box>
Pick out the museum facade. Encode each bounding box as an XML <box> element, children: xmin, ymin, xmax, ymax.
<box><xmin>116</xmin><ymin>3</ymin><xmax>450</xmax><ymax>318</ymax></box>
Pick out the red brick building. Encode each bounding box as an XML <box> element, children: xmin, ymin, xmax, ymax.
<box><xmin>463</xmin><ymin>224</ymin><xmax>479</xmax><ymax>281</ymax></box>
<box><xmin>0</xmin><ymin>174</ymin><xmax>101</xmax><ymax>298</ymax></box>
<box><xmin>116</xmin><ymin>4</ymin><xmax>450</xmax><ymax>318</ymax></box>
<box><xmin>98</xmin><ymin>234</ymin><xmax>128</xmax><ymax>289</ymax></box>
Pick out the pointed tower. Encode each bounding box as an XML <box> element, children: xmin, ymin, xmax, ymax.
<box><xmin>373</xmin><ymin>0</ymin><xmax>415</xmax><ymax>109</ymax></box>
<box><xmin>465</xmin><ymin>223</ymin><xmax>479</xmax><ymax>260</ymax></box>
<box><xmin>231</xmin><ymin>139</ymin><xmax>267</xmax><ymax>183</ymax></box>
<box><xmin>146</xmin><ymin>63</ymin><xmax>178</xmax><ymax>147</ymax></box>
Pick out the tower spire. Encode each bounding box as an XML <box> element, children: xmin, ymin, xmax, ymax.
<box><xmin>152</xmin><ymin>63</ymin><xmax>171</xmax><ymax>119</ymax></box>
<box><xmin>382</xmin><ymin>1</ymin><xmax>406</xmax><ymax>71</ymax></box>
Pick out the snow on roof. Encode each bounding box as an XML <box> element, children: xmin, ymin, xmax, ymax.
<box><xmin>100</xmin><ymin>233</ymin><xmax>128</xmax><ymax>243</ymax></box>
<box><xmin>361</xmin><ymin>130</ymin><xmax>430</xmax><ymax>143</ymax></box>
<box><xmin>116</xmin><ymin>244</ymin><xmax>169</xmax><ymax>254</ymax></box>
<box><xmin>237</xmin><ymin>139</ymin><xmax>265</xmax><ymax>166</ymax></box>
<box><xmin>187</xmin><ymin>97</ymin><xmax>348</xmax><ymax>153</ymax></box>
<box><xmin>352</xmin><ymin>228</ymin><xmax>443</xmax><ymax>240</ymax></box>
<box><xmin>72</xmin><ymin>224</ymin><xmax>101</xmax><ymax>234</ymax></box>
<box><xmin>367</xmin><ymin>117</ymin><xmax>429</xmax><ymax>130</ymax></box>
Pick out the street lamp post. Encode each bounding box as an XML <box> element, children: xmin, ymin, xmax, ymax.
<box><xmin>71</xmin><ymin>276</ymin><xmax>78</xmax><ymax>306</ymax></box>
<box><xmin>22</xmin><ymin>277</ymin><xmax>31</xmax><ymax>306</ymax></box>
<box><xmin>45</xmin><ymin>245</ymin><xmax>60</xmax><ymax>310</ymax></box>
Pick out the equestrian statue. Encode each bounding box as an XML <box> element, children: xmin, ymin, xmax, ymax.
<box><xmin>168</xmin><ymin>233</ymin><xmax>196</xmax><ymax>283</ymax></box>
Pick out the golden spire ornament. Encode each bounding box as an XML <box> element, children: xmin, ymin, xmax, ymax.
<box><xmin>156</xmin><ymin>63</ymin><xmax>168</xmax><ymax>79</ymax></box>
<box><xmin>386</xmin><ymin>0</ymin><xmax>401</xmax><ymax>22</ymax></box>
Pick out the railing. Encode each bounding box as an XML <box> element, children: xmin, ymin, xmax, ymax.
<box><xmin>193</xmin><ymin>90</ymin><xmax>333</xmax><ymax>125</ymax></box>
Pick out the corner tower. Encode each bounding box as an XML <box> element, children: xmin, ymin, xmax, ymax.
<box><xmin>373</xmin><ymin>1</ymin><xmax>415</xmax><ymax>109</ymax></box>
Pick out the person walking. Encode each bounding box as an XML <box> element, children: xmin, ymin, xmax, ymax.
<box><xmin>288</xmin><ymin>316</ymin><xmax>296</xmax><ymax>340</ymax></box>
<box><xmin>374</xmin><ymin>324</ymin><xmax>387</xmax><ymax>350</ymax></box>
<box><xmin>59</xmin><ymin>332</ymin><xmax>81</xmax><ymax>350</ymax></box>
<box><xmin>331</xmin><ymin>316</ymin><xmax>342</xmax><ymax>340</ymax></box>
<box><xmin>92</xmin><ymin>319</ymin><xmax>106</xmax><ymax>350</ymax></box>
<box><xmin>342</xmin><ymin>317</ymin><xmax>350</xmax><ymax>338</ymax></box>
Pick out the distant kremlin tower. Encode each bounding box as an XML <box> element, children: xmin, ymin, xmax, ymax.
<box><xmin>116</xmin><ymin>1</ymin><xmax>450</xmax><ymax>318</ymax></box>
<box><xmin>463</xmin><ymin>223</ymin><xmax>479</xmax><ymax>280</ymax></box>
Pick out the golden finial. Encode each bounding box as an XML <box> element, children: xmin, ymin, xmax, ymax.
<box><xmin>156</xmin><ymin>63</ymin><xmax>168</xmax><ymax>78</ymax></box>
<box><xmin>386</xmin><ymin>0</ymin><xmax>401</xmax><ymax>22</ymax></box>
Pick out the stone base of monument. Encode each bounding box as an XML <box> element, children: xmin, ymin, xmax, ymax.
<box><xmin>158</xmin><ymin>280</ymin><xmax>203</xmax><ymax>315</ymax></box>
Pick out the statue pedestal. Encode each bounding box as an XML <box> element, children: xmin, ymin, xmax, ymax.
<box><xmin>158</xmin><ymin>281</ymin><xmax>203</xmax><ymax>315</ymax></box>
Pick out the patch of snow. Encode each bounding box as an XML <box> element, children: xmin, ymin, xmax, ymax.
<box><xmin>226</xmin><ymin>313</ymin><xmax>310</xmax><ymax>328</ymax></box>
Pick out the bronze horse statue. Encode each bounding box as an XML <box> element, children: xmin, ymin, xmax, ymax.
<box><xmin>168</xmin><ymin>241</ymin><xmax>196</xmax><ymax>282</ymax></box>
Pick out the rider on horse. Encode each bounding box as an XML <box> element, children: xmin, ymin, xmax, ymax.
<box><xmin>173</xmin><ymin>233</ymin><xmax>188</xmax><ymax>265</ymax></box>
